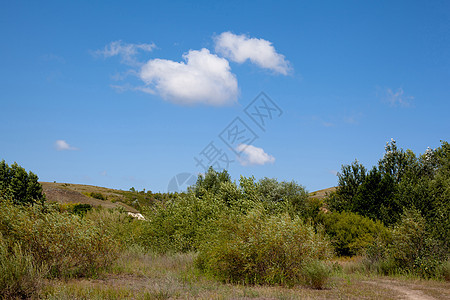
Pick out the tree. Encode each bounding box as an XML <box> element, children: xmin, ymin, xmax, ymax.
<box><xmin>378</xmin><ymin>139</ymin><xmax>418</xmax><ymax>184</ymax></box>
<box><xmin>353</xmin><ymin>167</ymin><xmax>398</xmax><ymax>225</ymax></box>
<box><xmin>193</xmin><ymin>167</ymin><xmax>231</xmax><ymax>197</ymax></box>
<box><xmin>328</xmin><ymin>160</ymin><xmax>366</xmax><ymax>212</ymax></box>
<box><xmin>0</xmin><ymin>160</ymin><xmax>45</xmax><ymax>205</ymax></box>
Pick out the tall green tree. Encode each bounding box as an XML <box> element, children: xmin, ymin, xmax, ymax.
<box><xmin>0</xmin><ymin>160</ymin><xmax>45</xmax><ymax>205</ymax></box>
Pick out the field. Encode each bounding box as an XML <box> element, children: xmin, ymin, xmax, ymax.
<box><xmin>42</xmin><ymin>251</ymin><xmax>450</xmax><ymax>299</ymax></box>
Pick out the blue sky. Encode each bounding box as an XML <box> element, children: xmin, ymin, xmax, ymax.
<box><xmin>1</xmin><ymin>0</ymin><xmax>449</xmax><ymax>193</ymax></box>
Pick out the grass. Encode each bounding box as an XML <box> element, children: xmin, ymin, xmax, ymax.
<box><xmin>41</xmin><ymin>182</ymin><xmax>143</xmax><ymax>212</ymax></box>
<box><xmin>40</xmin><ymin>249</ymin><xmax>450</xmax><ymax>299</ymax></box>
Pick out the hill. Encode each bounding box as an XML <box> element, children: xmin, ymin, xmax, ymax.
<box><xmin>309</xmin><ymin>187</ymin><xmax>336</xmax><ymax>200</ymax></box>
<box><xmin>40</xmin><ymin>182</ymin><xmax>140</xmax><ymax>213</ymax></box>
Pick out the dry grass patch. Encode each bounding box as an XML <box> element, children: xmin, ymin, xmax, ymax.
<box><xmin>40</xmin><ymin>249</ymin><xmax>450</xmax><ymax>299</ymax></box>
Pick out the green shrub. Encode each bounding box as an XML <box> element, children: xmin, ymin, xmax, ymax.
<box><xmin>0</xmin><ymin>238</ymin><xmax>45</xmax><ymax>299</ymax></box>
<box><xmin>138</xmin><ymin>192</ymin><xmax>226</xmax><ymax>253</ymax></box>
<box><xmin>301</xmin><ymin>260</ymin><xmax>332</xmax><ymax>289</ymax></box>
<box><xmin>321</xmin><ymin>211</ymin><xmax>391</xmax><ymax>256</ymax></box>
<box><xmin>0</xmin><ymin>201</ymin><xmax>119</xmax><ymax>278</ymax></box>
<box><xmin>387</xmin><ymin>208</ymin><xmax>445</xmax><ymax>278</ymax></box>
<box><xmin>196</xmin><ymin>207</ymin><xmax>333</xmax><ymax>286</ymax></box>
<box><xmin>359</xmin><ymin>208</ymin><xmax>448</xmax><ymax>279</ymax></box>
<box><xmin>72</xmin><ymin>203</ymin><xmax>93</xmax><ymax>216</ymax></box>
<box><xmin>90</xmin><ymin>192</ymin><xmax>106</xmax><ymax>200</ymax></box>
<box><xmin>86</xmin><ymin>207</ymin><xmax>142</xmax><ymax>248</ymax></box>
<box><xmin>438</xmin><ymin>259</ymin><xmax>450</xmax><ymax>281</ymax></box>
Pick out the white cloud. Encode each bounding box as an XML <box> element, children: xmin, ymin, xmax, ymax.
<box><xmin>55</xmin><ymin>140</ymin><xmax>78</xmax><ymax>151</ymax></box>
<box><xmin>139</xmin><ymin>48</ymin><xmax>238</xmax><ymax>106</ymax></box>
<box><xmin>236</xmin><ymin>144</ymin><xmax>275</xmax><ymax>166</ymax></box>
<box><xmin>384</xmin><ymin>87</ymin><xmax>413</xmax><ymax>107</ymax></box>
<box><xmin>215</xmin><ymin>32</ymin><xmax>291</xmax><ymax>75</ymax></box>
<box><xmin>94</xmin><ymin>40</ymin><xmax>156</xmax><ymax>66</ymax></box>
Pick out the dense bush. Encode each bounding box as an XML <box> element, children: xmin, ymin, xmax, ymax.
<box><xmin>320</xmin><ymin>211</ymin><xmax>391</xmax><ymax>256</ymax></box>
<box><xmin>196</xmin><ymin>207</ymin><xmax>333</xmax><ymax>286</ymax></box>
<box><xmin>360</xmin><ymin>209</ymin><xmax>448</xmax><ymax>279</ymax></box>
<box><xmin>89</xmin><ymin>192</ymin><xmax>106</xmax><ymax>200</ymax></box>
<box><xmin>0</xmin><ymin>160</ymin><xmax>45</xmax><ymax>205</ymax></box>
<box><xmin>72</xmin><ymin>203</ymin><xmax>93</xmax><ymax>216</ymax></box>
<box><xmin>388</xmin><ymin>209</ymin><xmax>445</xmax><ymax>278</ymax></box>
<box><xmin>0</xmin><ymin>239</ymin><xmax>45</xmax><ymax>299</ymax></box>
<box><xmin>0</xmin><ymin>200</ymin><xmax>119</xmax><ymax>278</ymax></box>
<box><xmin>137</xmin><ymin>169</ymin><xmax>312</xmax><ymax>254</ymax></box>
<box><xmin>86</xmin><ymin>207</ymin><xmax>142</xmax><ymax>248</ymax></box>
<box><xmin>301</xmin><ymin>260</ymin><xmax>332</xmax><ymax>289</ymax></box>
<box><xmin>138</xmin><ymin>192</ymin><xmax>226</xmax><ymax>253</ymax></box>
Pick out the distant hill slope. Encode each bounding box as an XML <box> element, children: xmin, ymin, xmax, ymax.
<box><xmin>309</xmin><ymin>187</ymin><xmax>336</xmax><ymax>200</ymax></box>
<box><xmin>40</xmin><ymin>182</ymin><xmax>139</xmax><ymax>213</ymax></box>
<box><xmin>41</xmin><ymin>182</ymin><xmax>335</xmax><ymax>212</ymax></box>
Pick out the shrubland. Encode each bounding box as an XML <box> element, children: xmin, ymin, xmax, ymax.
<box><xmin>1</xmin><ymin>140</ymin><xmax>449</xmax><ymax>297</ymax></box>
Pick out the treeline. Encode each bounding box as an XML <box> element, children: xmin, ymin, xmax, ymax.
<box><xmin>324</xmin><ymin>140</ymin><xmax>449</xmax><ymax>277</ymax></box>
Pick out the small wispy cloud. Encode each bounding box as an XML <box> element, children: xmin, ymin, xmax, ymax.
<box><xmin>236</xmin><ymin>144</ymin><xmax>275</xmax><ymax>166</ymax></box>
<box><xmin>55</xmin><ymin>140</ymin><xmax>78</xmax><ymax>151</ymax></box>
<box><xmin>329</xmin><ymin>170</ymin><xmax>338</xmax><ymax>176</ymax></box>
<box><xmin>215</xmin><ymin>32</ymin><xmax>291</xmax><ymax>75</ymax></box>
<box><xmin>382</xmin><ymin>87</ymin><xmax>413</xmax><ymax>107</ymax></box>
<box><xmin>40</xmin><ymin>53</ymin><xmax>66</xmax><ymax>64</ymax></box>
<box><xmin>94</xmin><ymin>40</ymin><xmax>156</xmax><ymax>66</ymax></box>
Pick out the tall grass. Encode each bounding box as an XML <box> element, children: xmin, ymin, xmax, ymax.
<box><xmin>0</xmin><ymin>238</ymin><xmax>45</xmax><ymax>299</ymax></box>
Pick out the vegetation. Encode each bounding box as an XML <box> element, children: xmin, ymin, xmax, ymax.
<box><xmin>0</xmin><ymin>140</ymin><xmax>449</xmax><ymax>297</ymax></box>
<box><xmin>327</xmin><ymin>140</ymin><xmax>450</xmax><ymax>278</ymax></box>
<box><xmin>0</xmin><ymin>160</ymin><xmax>45</xmax><ymax>205</ymax></box>
<box><xmin>320</xmin><ymin>211</ymin><xmax>391</xmax><ymax>256</ymax></box>
<box><xmin>196</xmin><ymin>207</ymin><xmax>332</xmax><ymax>286</ymax></box>
<box><xmin>89</xmin><ymin>191</ymin><xmax>106</xmax><ymax>200</ymax></box>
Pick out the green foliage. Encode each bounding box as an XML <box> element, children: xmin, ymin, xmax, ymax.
<box><xmin>301</xmin><ymin>260</ymin><xmax>332</xmax><ymax>289</ymax></box>
<box><xmin>0</xmin><ymin>200</ymin><xmax>119</xmax><ymax>279</ymax></box>
<box><xmin>72</xmin><ymin>203</ymin><xmax>93</xmax><ymax>216</ymax></box>
<box><xmin>360</xmin><ymin>208</ymin><xmax>448</xmax><ymax>279</ymax></box>
<box><xmin>193</xmin><ymin>167</ymin><xmax>231</xmax><ymax>197</ymax></box>
<box><xmin>138</xmin><ymin>192</ymin><xmax>226</xmax><ymax>253</ymax></box>
<box><xmin>89</xmin><ymin>192</ymin><xmax>106</xmax><ymax>200</ymax></box>
<box><xmin>138</xmin><ymin>168</ymin><xmax>311</xmax><ymax>254</ymax></box>
<box><xmin>86</xmin><ymin>207</ymin><xmax>142</xmax><ymax>248</ymax></box>
<box><xmin>328</xmin><ymin>139</ymin><xmax>450</xmax><ymax>245</ymax></box>
<box><xmin>387</xmin><ymin>208</ymin><xmax>445</xmax><ymax>278</ymax></box>
<box><xmin>378</xmin><ymin>139</ymin><xmax>418</xmax><ymax>184</ymax></box>
<box><xmin>438</xmin><ymin>259</ymin><xmax>450</xmax><ymax>281</ymax></box>
<box><xmin>321</xmin><ymin>211</ymin><xmax>391</xmax><ymax>256</ymax></box>
<box><xmin>0</xmin><ymin>239</ymin><xmax>45</xmax><ymax>299</ymax></box>
<box><xmin>0</xmin><ymin>160</ymin><xmax>45</xmax><ymax>205</ymax></box>
<box><xmin>328</xmin><ymin>160</ymin><xmax>366</xmax><ymax>212</ymax></box>
<box><xmin>352</xmin><ymin>168</ymin><xmax>399</xmax><ymax>224</ymax></box>
<box><xmin>196</xmin><ymin>208</ymin><xmax>333</xmax><ymax>286</ymax></box>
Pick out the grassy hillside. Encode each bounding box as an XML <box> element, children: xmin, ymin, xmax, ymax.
<box><xmin>309</xmin><ymin>187</ymin><xmax>336</xmax><ymax>200</ymax></box>
<box><xmin>40</xmin><ymin>182</ymin><xmax>142</xmax><ymax>213</ymax></box>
